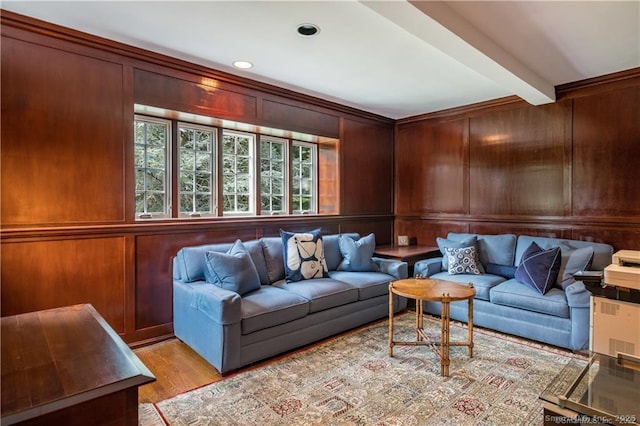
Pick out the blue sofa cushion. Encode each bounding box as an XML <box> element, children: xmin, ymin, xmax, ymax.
<box><xmin>204</xmin><ymin>240</ymin><xmax>261</xmax><ymax>296</ymax></box>
<box><xmin>437</xmin><ymin>236</ymin><xmax>477</xmax><ymax>270</ymax></box>
<box><xmin>240</xmin><ymin>286</ymin><xmax>309</xmax><ymax>335</ymax></box>
<box><xmin>261</xmin><ymin>237</ymin><xmax>285</xmax><ymax>283</ymax></box>
<box><xmin>515</xmin><ymin>242</ymin><xmax>561</xmax><ymax>295</ymax></box>
<box><xmin>430</xmin><ymin>271</ymin><xmax>505</xmax><ymax>301</ymax></box>
<box><xmin>490</xmin><ymin>280</ymin><xmax>570</xmax><ymax>318</ymax></box>
<box><xmin>445</xmin><ymin>246</ymin><xmax>483</xmax><ymax>275</ymax></box>
<box><xmin>281</xmin><ymin>228</ymin><xmax>329</xmax><ymax>282</ymax></box>
<box><xmin>448</xmin><ymin>233</ymin><xmax>517</xmax><ymax>268</ymax></box>
<box><xmin>337</xmin><ymin>233</ymin><xmax>379</xmax><ymax>272</ymax></box>
<box><xmin>329</xmin><ymin>270</ymin><xmax>392</xmax><ymax>300</ymax></box>
<box><xmin>485</xmin><ymin>263</ymin><xmax>516</xmax><ymax>279</ymax></box>
<box><xmin>243</xmin><ymin>239</ymin><xmax>271</xmax><ymax>286</ymax></box>
<box><xmin>273</xmin><ymin>278</ymin><xmax>358</xmax><ymax>313</ymax></box>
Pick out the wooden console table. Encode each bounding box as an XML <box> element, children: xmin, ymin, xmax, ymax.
<box><xmin>1</xmin><ymin>304</ymin><xmax>155</xmax><ymax>426</ymax></box>
<box><xmin>374</xmin><ymin>245</ymin><xmax>440</xmax><ymax>271</ymax></box>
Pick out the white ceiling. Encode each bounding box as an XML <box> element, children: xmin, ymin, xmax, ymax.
<box><xmin>3</xmin><ymin>1</ymin><xmax>639</xmax><ymax>119</ymax></box>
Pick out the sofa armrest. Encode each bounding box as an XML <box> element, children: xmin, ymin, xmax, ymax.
<box><xmin>413</xmin><ymin>257</ymin><xmax>443</xmax><ymax>278</ymax></box>
<box><xmin>189</xmin><ymin>283</ymin><xmax>242</xmax><ymax>325</ymax></box>
<box><xmin>372</xmin><ymin>257</ymin><xmax>408</xmax><ymax>280</ymax></box>
<box><xmin>565</xmin><ymin>281</ymin><xmax>591</xmax><ymax>308</ymax></box>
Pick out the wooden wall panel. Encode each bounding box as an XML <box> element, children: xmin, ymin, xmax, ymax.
<box><xmin>394</xmin><ymin>70</ymin><xmax>640</xmax><ymax>253</ymax></box>
<box><xmin>572</xmin><ymin>85</ymin><xmax>640</xmax><ymax>217</ymax></box>
<box><xmin>469</xmin><ymin>101</ymin><xmax>571</xmax><ymax>216</ymax></box>
<box><xmin>1</xmin><ymin>37</ymin><xmax>125</xmax><ymax>226</ymax></box>
<box><xmin>134</xmin><ymin>69</ymin><xmax>257</xmax><ymax>121</ymax></box>
<box><xmin>395</xmin><ymin>119</ymin><xmax>467</xmax><ymax>215</ymax></box>
<box><xmin>396</xmin><ymin>219</ymin><xmax>468</xmax><ymax>247</ymax></box>
<box><xmin>0</xmin><ymin>238</ymin><xmax>126</xmax><ymax>333</ymax></box>
<box><xmin>318</xmin><ymin>141</ymin><xmax>340</xmax><ymax>215</ymax></box>
<box><xmin>262</xmin><ymin>99</ymin><xmax>339</xmax><ymax>138</ymax></box>
<box><xmin>341</xmin><ymin>119</ymin><xmax>394</xmax><ymax>215</ymax></box>
<box><xmin>571</xmin><ymin>226</ymin><xmax>640</xmax><ymax>252</ymax></box>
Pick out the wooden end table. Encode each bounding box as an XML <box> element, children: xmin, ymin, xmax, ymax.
<box><xmin>1</xmin><ymin>304</ymin><xmax>155</xmax><ymax>426</ymax></box>
<box><xmin>388</xmin><ymin>278</ymin><xmax>475</xmax><ymax>377</ymax></box>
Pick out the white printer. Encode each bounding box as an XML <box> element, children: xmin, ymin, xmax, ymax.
<box><xmin>604</xmin><ymin>250</ymin><xmax>640</xmax><ymax>290</ymax></box>
<box><xmin>591</xmin><ymin>250</ymin><xmax>640</xmax><ymax>357</ymax></box>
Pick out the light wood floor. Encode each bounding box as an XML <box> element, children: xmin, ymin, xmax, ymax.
<box><xmin>134</xmin><ymin>339</ymin><xmax>222</xmax><ymax>404</ymax></box>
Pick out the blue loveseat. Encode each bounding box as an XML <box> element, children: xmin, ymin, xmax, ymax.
<box><xmin>414</xmin><ymin>233</ymin><xmax>613</xmax><ymax>351</ymax></box>
<box><xmin>173</xmin><ymin>233</ymin><xmax>408</xmax><ymax>374</ymax></box>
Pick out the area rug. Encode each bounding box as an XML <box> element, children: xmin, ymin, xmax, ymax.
<box><xmin>145</xmin><ymin>313</ymin><xmax>583</xmax><ymax>425</ymax></box>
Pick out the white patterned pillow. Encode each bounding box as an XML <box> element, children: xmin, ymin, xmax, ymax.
<box><xmin>445</xmin><ymin>246</ymin><xmax>484</xmax><ymax>275</ymax></box>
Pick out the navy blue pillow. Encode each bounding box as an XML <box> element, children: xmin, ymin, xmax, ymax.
<box><xmin>280</xmin><ymin>228</ymin><xmax>329</xmax><ymax>282</ymax></box>
<box><xmin>515</xmin><ymin>242</ymin><xmax>561</xmax><ymax>294</ymax></box>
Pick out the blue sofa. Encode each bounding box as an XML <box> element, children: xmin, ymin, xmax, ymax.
<box><xmin>414</xmin><ymin>233</ymin><xmax>613</xmax><ymax>351</ymax></box>
<box><xmin>173</xmin><ymin>233</ymin><xmax>408</xmax><ymax>374</ymax></box>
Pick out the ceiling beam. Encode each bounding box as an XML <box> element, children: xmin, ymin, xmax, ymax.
<box><xmin>361</xmin><ymin>0</ymin><xmax>556</xmax><ymax>106</ymax></box>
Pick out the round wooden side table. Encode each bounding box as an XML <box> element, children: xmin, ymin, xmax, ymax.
<box><xmin>388</xmin><ymin>278</ymin><xmax>476</xmax><ymax>377</ymax></box>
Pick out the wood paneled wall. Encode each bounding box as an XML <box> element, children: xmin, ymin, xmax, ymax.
<box><xmin>0</xmin><ymin>12</ymin><xmax>394</xmax><ymax>345</ymax></box>
<box><xmin>395</xmin><ymin>70</ymin><xmax>640</xmax><ymax>252</ymax></box>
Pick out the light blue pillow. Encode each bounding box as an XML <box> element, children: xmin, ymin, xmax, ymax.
<box><xmin>337</xmin><ymin>233</ymin><xmax>379</xmax><ymax>272</ymax></box>
<box><xmin>556</xmin><ymin>245</ymin><xmax>594</xmax><ymax>289</ymax></box>
<box><xmin>204</xmin><ymin>240</ymin><xmax>261</xmax><ymax>296</ymax></box>
<box><xmin>280</xmin><ymin>228</ymin><xmax>329</xmax><ymax>282</ymax></box>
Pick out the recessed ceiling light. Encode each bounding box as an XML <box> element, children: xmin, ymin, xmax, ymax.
<box><xmin>232</xmin><ymin>60</ymin><xmax>253</xmax><ymax>69</ymax></box>
<box><xmin>297</xmin><ymin>23</ymin><xmax>320</xmax><ymax>37</ymax></box>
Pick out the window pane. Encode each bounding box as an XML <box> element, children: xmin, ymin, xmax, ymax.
<box><xmin>222</xmin><ymin>132</ymin><xmax>254</xmax><ymax>214</ymax></box>
<box><xmin>272</xmin><ymin>196</ymin><xmax>283</xmax><ymax>211</ymax></box>
<box><xmin>291</xmin><ymin>141</ymin><xmax>317</xmax><ymax>214</ymax></box>
<box><xmin>180</xmin><ymin>193</ymin><xmax>193</xmax><ymax>212</ymax></box>
<box><xmin>180</xmin><ymin>172</ymin><xmax>194</xmax><ymax>191</ymax></box>
<box><xmin>179</xmin><ymin>123</ymin><xmax>215</xmax><ymax>215</ymax></box>
<box><xmin>134</xmin><ymin>117</ymin><xmax>170</xmax><ymax>217</ymax></box>
<box><xmin>146</xmin><ymin>193</ymin><xmax>165</xmax><ymax>213</ymax></box>
<box><xmin>134</xmin><ymin>145</ymin><xmax>145</xmax><ymax>167</ymax></box>
<box><xmin>146</xmin><ymin>170</ymin><xmax>165</xmax><ymax>191</ymax></box>
<box><xmin>195</xmin><ymin>194</ymin><xmax>211</xmax><ymax>212</ymax></box>
<box><xmin>237</xmin><ymin>156</ymin><xmax>249</xmax><ymax>174</ymax></box>
<box><xmin>195</xmin><ymin>173</ymin><xmax>211</xmax><ymax>192</ymax></box>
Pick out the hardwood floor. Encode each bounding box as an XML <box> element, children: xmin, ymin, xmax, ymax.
<box><xmin>134</xmin><ymin>339</ymin><xmax>222</xmax><ymax>404</ymax></box>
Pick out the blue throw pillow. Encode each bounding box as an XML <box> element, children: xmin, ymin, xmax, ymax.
<box><xmin>204</xmin><ymin>240</ymin><xmax>261</xmax><ymax>296</ymax></box>
<box><xmin>556</xmin><ymin>244</ymin><xmax>594</xmax><ymax>290</ymax></box>
<box><xmin>445</xmin><ymin>246</ymin><xmax>483</xmax><ymax>275</ymax></box>
<box><xmin>437</xmin><ymin>236</ymin><xmax>478</xmax><ymax>270</ymax></box>
<box><xmin>515</xmin><ymin>242</ymin><xmax>561</xmax><ymax>295</ymax></box>
<box><xmin>280</xmin><ymin>228</ymin><xmax>329</xmax><ymax>282</ymax></box>
<box><xmin>337</xmin><ymin>233</ymin><xmax>379</xmax><ymax>272</ymax></box>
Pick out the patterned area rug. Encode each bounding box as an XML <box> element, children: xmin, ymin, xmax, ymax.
<box><xmin>142</xmin><ymin>313</ymin><xmax>583</xmax><ymax>425</ymax></box>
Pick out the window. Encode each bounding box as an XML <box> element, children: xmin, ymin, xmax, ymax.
<box><xmin>292</xmin><ymin>142</ymin><xmax>317</xmax><ymax>214</ymax></box>
<box><xmin>178</xmin><ymin>123</ymin><xmax>216</xmax><ymax>217</ymax></box>
<box><xmin>134</xmin><ymin>116</ymin><xmax>170</xmax><ymax>218</ymax></box>
<box><xmin>260</xmin><ymin>137</ymin><xmax>287</xmax><ymax>215</ymax></box>
<box><xmin>222</xmin><ymin>131</ymin><xmax>254</xmax><ymax>215</ymax></box>
<box><xmin>134</xmin><ymin>109</ymin><xmax>328</xmax><ymax>220</ymax></box>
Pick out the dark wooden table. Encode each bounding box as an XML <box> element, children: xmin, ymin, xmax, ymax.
<box><xmin>1</xmin><ymin>304</ymin><xmax>155</xmax><ymax>426</ymax></box>
<box><xmin>374</xmin><ymin>245</ymin><xmax>440</xmax><ymax>269</ymax></box>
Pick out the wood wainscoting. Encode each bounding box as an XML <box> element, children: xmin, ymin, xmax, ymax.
<box><xmin>394</xmin><ymin>69</ymin><xmax>640</xmax><ymax>252</ymax></box>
